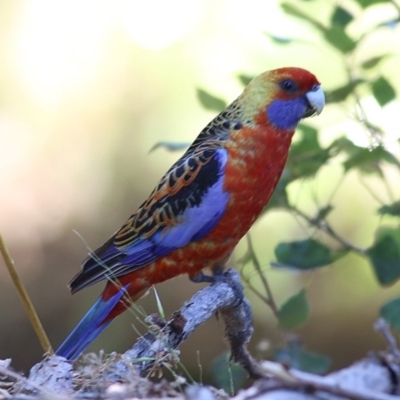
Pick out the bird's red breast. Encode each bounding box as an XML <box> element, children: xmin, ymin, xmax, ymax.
<box><xmin>104</xmin><ymin>122</ymin><xmax>294</xmax><ymax>305</ymax></box>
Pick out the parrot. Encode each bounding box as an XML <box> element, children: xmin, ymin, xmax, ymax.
<box><xmin>56</xmin><ymin>67</ymin><xmax>324</xmax><ymax>360</ymax></box>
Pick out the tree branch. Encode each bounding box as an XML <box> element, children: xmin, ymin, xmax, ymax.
<box><xmin>9</xmin><ymin>276</ymin><xmax>400</xmax><ymax>400</ymax></box>
<box><xmin>17</xmin><ymin>268</ymin><xmax>259</xmax><ymax>395</ymax></box>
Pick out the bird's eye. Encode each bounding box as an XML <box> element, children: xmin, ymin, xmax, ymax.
<box><xmin>279</xmin><ymin>79</ymin><xmax>298</xmax><ymax>93</ymax></box>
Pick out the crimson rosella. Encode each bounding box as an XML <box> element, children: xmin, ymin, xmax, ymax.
<box><xmin>56</xmin><ymin>67</ymin><xmax>324</xmax><ymax>360</ymax></box>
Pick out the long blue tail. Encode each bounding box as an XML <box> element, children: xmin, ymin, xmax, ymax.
<box><xmin>56</xmin><ymin>288</ymin><xmax>128</xmax><ymax>360</ymax></box>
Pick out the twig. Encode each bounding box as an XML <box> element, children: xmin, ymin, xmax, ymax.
<box><xmin>121</xmin><ymin>268</ymin><xmax>262</xmax><ymax>378</ymax></box>
<box><xmin>14</xmin><ymin>289</ymin><xmax>400</xmax><ymax>399</ymax></box>
<box><xmin>345</xmin><ymin>60</ymin><xmax>385</xmax><ymax>145</ymax></box>
<box><xmin>244</xmin><ymin>235</ymin><xmax>279</xmax><ymax>318</ymax></box>
<box><xmin>290</xmin><ymin>205</ymin><xmax>366</xmax><ymax>255</ymax></box>
<box><xmin>236</xmin><ymin>359</ymin><xmax>399</xmax><ymax>400</ymax></box>
<box><xmin>375</xmin><ymin>318</ymin><xmax>400</xmax><ymax>359</ymax></box>
<box><xmin>359</xmin><ymin>176</ymin><xmax>386</xmax><ymax>205</ymax></box>
<box><xmin>0</xmin><ymin>232</ymin><xmax>53</xmax><ymax>354</ymax></box>
<box><xmin>239</xmin><ymin>263</ymin><xmax>269</xmax><ymax>304</ymax></box>
<box><xmin>0</xmin><ymin>362</ymin><xmax>70</xmax><ymax>399</ymax></box>
<box><xmin>26</xmin><ymin>268</ymin><xmax>261</xmax><ymax>393</ymax></box>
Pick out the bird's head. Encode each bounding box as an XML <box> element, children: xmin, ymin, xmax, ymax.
<box><xmin>241</xmin><ymin>67</ymin><xmax>325</xmax><ymax>130</ymax></box>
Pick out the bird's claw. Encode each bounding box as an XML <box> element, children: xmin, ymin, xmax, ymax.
<box><xmin>189</xmin><ymin>268</ymin><xmax>244</xmax><ymax>307</ymax></box>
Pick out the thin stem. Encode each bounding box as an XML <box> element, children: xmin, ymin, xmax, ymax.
<box><xmin>241</xmin><ymin>273</ymin><xmax>269</xmax><ymax>304</ymax></box>
<box><xmin>359</xmin><ymin>176</ymin><xmax>386</xmax><ymax>205</ymax></box>
<box><xmin>289</xmin><ymin>205</ymin><xmax>366</xmax><ymax>255</ymax></box>
<box><xmin>0</xmin><ymin>232</ymin><xmax>53</xmax><ymax>354</ymax></box>
<box><xmin>345</xmin><ymin>60</ymin><xmax>385</xmax><ymax>143</ymax></box>
<box><xmin>245</xmin><ymin>234</ymin><xmax>279</xmax><ymax>318</ymax></box>
<box><xmin>375</xmin><ymin>318</ymin><xmax>400</xmax><ymax>359</ymax></box>
<box><xmin>382</xmin><ymin>172</ymin><xmax>396</xmax><ymax>203</ymax></box>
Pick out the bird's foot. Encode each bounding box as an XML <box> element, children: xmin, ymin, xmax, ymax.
<box><xmin>189</xmin><ymin>268</ymin><xmax>244</xmax><ymax>307</ymax></box>
<box><xmin>219</xmin><ymin>269</ymin><xmax>244</xmax><ymax>307</ymax></box>
<box><xmin>189</xmin><ymin>271</ymin><xmax>215</xmax><ymax>284</ymax></box>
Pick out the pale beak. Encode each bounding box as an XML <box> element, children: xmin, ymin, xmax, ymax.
<box><xmin>304</xmin><ymin>85</ymin><xmax>325</xmax><ymax>117</ymax></box>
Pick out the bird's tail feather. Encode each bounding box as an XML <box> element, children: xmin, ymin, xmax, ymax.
<box><xmin>56</xmin><ymin>285</ymin><xmax>129</xmax><ymax>360</ymax></box>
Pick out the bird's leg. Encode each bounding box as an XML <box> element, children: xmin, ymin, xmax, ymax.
<box><xmin>218</xmin><ymin>269</ymin><xmax>245</xmax><ymax>307</ymax></box>
<box><xmin>210</xmin><ymin>262</ymin><xmax>226</xmax><ymax>277</ymax></box>
<box><xmin>189</xmin><ymin>254</ymin><xmax>244</xmax><ymax>306</ymax></box>
<box><xmin>188</xmin><ymin>254</ymin><xmax>230</xmax><ymax>283</ymax></box>
<box><xmin>189</xmin><ymin>271</ymin><xmax>215</xmax><ymax>283</ymax></box>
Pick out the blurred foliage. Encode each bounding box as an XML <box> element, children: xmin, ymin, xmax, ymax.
<box><xmin>275</xmin><ymin>338</ymin><xmax>332</xmax><ymax>375</ymax></box>
<box><xmin>248</xmin><ymin>0</ymin><xmax>400</xmax><ymax>378</ymax></box>
<box><xmin>196</xmin><ymin>89</ymin><xmax>228</xmax><ymax>112</ymax></box>
<box><xmin>1</xmin><ymin>0</ymin><xmax>400</xmax><ymax>391</ymax></box>
<box><xmin>277</xmin><ymin>289</ymin><xmax>309</xmax><ymax>330</ymax></box>
<box><xmin>274</xmin><ymin>239</ymin><xmax>344</xmax><ymax>270</ymax></box>
<box><xmin>158</xmin><ymin>0</ymin><xmax>400</xmax><ymax>382</ymax></box>
<box><xmin>381</xmin><ymin>296</ymin><xmax>400</xmax><ymax>331</ymax></box>
<box><xmin>211</xmin><ymin>353</ymin><xmax>247</xmax><ymax>395</ymax></box>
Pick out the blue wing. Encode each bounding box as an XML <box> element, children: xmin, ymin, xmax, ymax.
<box><xmin>70</xmin><ymin>144</ymin><xmax>229</xmax><ymax>293</ymax></box>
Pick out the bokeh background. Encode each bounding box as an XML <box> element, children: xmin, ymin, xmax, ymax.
<box><xmin>1</xmin><ymin>0</ymin><xmax>400</xmax><ymax>386</ymax></box>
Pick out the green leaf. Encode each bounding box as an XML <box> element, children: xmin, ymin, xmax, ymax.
<box><xmin>264</xmin><ymin>32</ymin><xmax>312</xmax><ymax>47</ymax></box>
<box><xmin>196</xmin><ymin>89</ymin><xmax>227</xmax><ymax>112</ymax></box>
<box><xmin>280</xmin><ymin>3</ymin><xmax>324</xmax><ymax>30</ymax></box>
<box><xmin>211</xmin><ymin>353</ymin><xmax>246</xmax><ymax>394</ymax></box>
<box><xmin>362</xmin><ymin>56</ymin><xmax>386</xmax><ymax>69</ymax></box>
<box><xmin>275</xmin><ymin>345</ymin><xmax>331</xmax><ymax>375</ymax></box>
<box><xmin>372</xmin><ymin>76</ymin><xmax>396</xmax><ymax>106</ymax></box>
<box><xmin>281</xmin><ymin>3</ymin><xmax>356</xmax><ymax>54</ymax></box>
<box><xmin>295</xmin><ymin>125</ymin><xmax>319</xmax><ymax>146</ymax></box>
<box><xmin>381</xmin><ymin>297</ymin><xmax>400</xmax><ymax>332</ymax></box>
<box><xmin>367</xmin><ymin>228</ymin><xmax>400</xmax><ymax>285</ymax></box>
<box><xmin>378</xmin><ymin>201</ymin><xmax>400</xmax><ymax>216</ymax></box>
<box><xmin>355</xmin><ymin>0</ymin><xmax>388</xmax><ymax>8</ymax></box>
<box><xmin>331</xmin><ymin>6</ymin><xmax>353</xmax><ymax>28</ymax></box>
<box><xmin>325</xmin><ymin>79</ymin><xmax>364</xmax><ymax>103</ymax></box>
<box><xmin>295</xmin><ymin>351</ymin><xmax>331</xmax><ymax>374</ymax></box>
<box><xmin>278</xmin><ymin>289</ymin><xmax>309</xmax><ymax>329</ymax></box>
<box><xmin>237</xmin><ymin>74</ymin><xmax>253</xmax><ymax>86</ymax></box>
<box><xmin>281</xmin><ymin>3</ymin><xmax>356</xmax><ymax>53</ymax></box>
<box><xmin>331</xmin><ymin>136</ymin><xmax>356</xmax><ymax>153</ymax></box>
<box><xmin>286</xmin><ymin>125</ymin><xmax>331</xmax><ymax>179</ymax></box>
<box><xmin>274</xmin><ymin>239</ymin><xmax>339</xmax><ymax>270</ymax></box>
<box><xmin>315</xmin><ymin>205</ymin><xmax>334</xmax><ymax>222</ymax></box>
<box><xmin>264</xmin><ymin>32</ymin><xmax>294</xmax><ymax>45</ymax></box>
<box><xmin>323</xmin><ymin>26</ymin><xmax>356</xmax><ymax>53</ymax></box>
<box><xmin>149</xmin><ymin>141</ymin><xmax>190</xmax><ymax>153</ymax></box>
<box><xmin>342</xmin><ymin>145</ymin><xmax>400</xmax><ymax>175</ymax></box>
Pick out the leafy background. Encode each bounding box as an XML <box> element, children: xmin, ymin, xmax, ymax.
<box><xmin>0</xmin><ymin>0</ymin><xmax>400</xmax><ymax>390</ymax></box>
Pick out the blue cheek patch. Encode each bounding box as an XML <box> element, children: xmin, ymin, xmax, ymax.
<box><xmin>266</xmin><ymin>98</ymin><xmax>307</xmax><ymax>130</ymax></box>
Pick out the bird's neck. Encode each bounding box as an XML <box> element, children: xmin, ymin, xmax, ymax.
<box><xmin>226</xmin><ymin>122</ymin><xmax>294</xmax><ymax>172</ymax></box>
<box><xmin>223</xmin><ymin>110</ymin><xmax>295</xmax><ymax>209</ymax></box>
